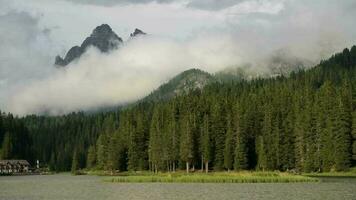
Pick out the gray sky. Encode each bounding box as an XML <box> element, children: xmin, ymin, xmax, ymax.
<box><xmin>65</xmin><ymin>0</ymin><xmax>246</xmax><ymax>10</ymax></box>
<box><xmin>0</xmin><ymin>0</ymin><xmax>356</xmax><ymax>115</ymax></box>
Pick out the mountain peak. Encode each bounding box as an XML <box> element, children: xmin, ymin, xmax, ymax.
<box><xmin>92</xmin><ymin>24</ymin><xmax>113</xmax><ymax>35</ymax></box>
<box><xmin>130</xmin><ymin>28</ymin><xmax>146</xmax><ymax>37</ymax></box>
<box><xmin>55</xmin><ymin>24</ymin><xmax>123</xmax><ymax>67</ymax></box>
<box><xmin>142</xmin><ymin>68</ymin><xmax>214</xmax><ymax>102</ymax></box>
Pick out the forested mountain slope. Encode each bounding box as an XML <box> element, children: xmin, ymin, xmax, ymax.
<box><xmin>142</xmin><ymin>68</ymin><xmax>215</xmax><ymax>102</ymax></box>
<box><xmin>0</xmin><ymin>46</ymin><xmax>355</xmax><ymax>173</ymax></box>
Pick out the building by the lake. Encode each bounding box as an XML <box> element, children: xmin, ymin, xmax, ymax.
<box><xmin>0</xmin><ymin>160</ymin><xmax>30</xmax><ymax>174</ymax></box>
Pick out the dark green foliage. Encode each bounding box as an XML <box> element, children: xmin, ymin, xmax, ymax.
<box><xmin>224</xmin><ymin>115</ymin><xmax>234</xmax><ymax>171</ymax></box>
<box><xmin>210</xmin><ymin>101</ymin><xmax>226</xmax><ymax>170</ymax></box>
<box><xmin>96</xmin><ymin>133</ymin><xmax>109</xmax><ymax>170</ymax></box>
<box><xmin>200</xmin><ymin>114</ymin><xmax>211</xmax><ymax>172</ymax></box>
<box><xmin>334</xmin><ymin>98</ymin><xmax>351</xmax><ymax>171</ymax></box>
<box><xmin>71</xmin><ymin>150</ymin><xmax>79</xmax><ymax>174</ymax></box>
<box><xmin>86</xmin><ymin>145</ymin><xmax>96</xmax><ymax>169</ymax></box>
<box><xmin>233</xmin><ymin>107</ymin><xmax>248</xmax><ymax>170</ymax></box>
<box><xmin>1</xmin><ymin>132</ymin><xmax>12</xmax><ymax>159</ymax></box>
<box><xmin>0</xmin><ymin>113</ymin><xmax>33</xmax><ymax>162</ymax></box>
<box><xmin>179</xmin><ymin>113</ymin><xmax>194</xmax><ymax>172</ymax></box>
<box><xmin>352</xmin><ymin>112</ymin><xmax>356</xmax><ymax>163</ymax></box>
<box><xmin>149</xmin><ymin>106</ymin><xmax>164</xmax><ymax>172</ymax></box>
<box><xmin>128</xmin><ymin>112</ymin><xmax>148</xmax><ymax>171</ymax></box>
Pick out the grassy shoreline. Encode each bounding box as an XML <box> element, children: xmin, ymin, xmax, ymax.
<box><xmin>81</xmin><ymin>168</ymin><xmax>356</xmax><ymax>183</ymax></box>
<box><xmin>303</xmin><ymin>167</ymin><xmax>356</xmax><ymax>178</ymax></box>
<box><xmin>101</xmin><ymin>171</ymin><xmax>318</xmax><ymax>183</ymax></box>
<box><xmin>303</xmin><ymin>172</ymin><xmax>356</xmax><ymax>178</ymax></box>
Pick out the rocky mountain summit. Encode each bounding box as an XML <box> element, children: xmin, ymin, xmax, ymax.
<box><xmin>142</xmin><ymin>68</ymin><xmax>215</xmax><ymax>102</ymax></box>
<box><xmin>130</xmin><ymin>28</ymin><xmax>146</xmax><ymax>37</ymax></box>
<box><xmin>55</xmin><ymin>24</ymin><xmax>145</xmax><ymax>66</ymax></box>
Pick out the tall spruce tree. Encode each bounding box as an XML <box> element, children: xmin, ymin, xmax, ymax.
<box><xmin>200</xmin><ymin>114</ymin><xmax>211</xmax><ymax>173</ymax></box>
<box><xmin>1</xmin><ymin>132</ymin><xmax>12</xmax><ymax>159</ymax></box>
<box><xmin>234</xmin><ymin>108</ymin><xmax>247</xmax><ymax>170</ymax></box>
<box><xmin>224</xmin><ymin>114</ymin><xmax>234</xmax><ymax>171</ymax></box>
<box><xmin>148</xmin><ymin>106</ymin><xmax>163</xmax><ymax>172</ymax></box>
<box><xmin>179</xmin><ymin>114</ymin><xmax>194</xmax><ymax>173</ymax></box>
<box><xmin>71</xmin><ymin>150</ymin><xmax>79</xmax><ymax>174</ymax></box>
<box><xmin>211</xmin><ymin>101</ymin><xmax>226</xmax><ymax>170</ymax></box>
<box><xmin>334</xmin><ymin>97</ymin><xmax>351</xmax><ymax>171</ymax></box>
<box><xmin>86</xmin><ymin>145</ymin><xmax>96</xmax><ymax>169</ymax></box>
<box><xmin>352</xmin><ymin>112</ymin><xmax>356</xmax><ymax>164</ymax></box>
<box><xmin>96</xmin><ymin>133</ymin><xmax>108</xmax><ymax>170</ymax></box>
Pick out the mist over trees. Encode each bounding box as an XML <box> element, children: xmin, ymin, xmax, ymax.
<box><xmin>0</xmin><ymin>46</ymin><xmax>355</xmax><ymax>173</ymax></box>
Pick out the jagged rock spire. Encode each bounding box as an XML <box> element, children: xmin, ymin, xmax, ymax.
<box><xmin>55</xmin><ymin>24</ymin><xmax>123</xmax><ymax>66</ymax></box>
<box><xmin>130</xmin><ymin>28</ymin><xmax>146</xmax><ymax>37</ymax></box>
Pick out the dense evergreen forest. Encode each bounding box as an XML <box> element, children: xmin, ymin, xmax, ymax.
<box><xmin>1</xmin><ymin>46</ymin><xmax>356</xmax><ymax>173</ymax></box>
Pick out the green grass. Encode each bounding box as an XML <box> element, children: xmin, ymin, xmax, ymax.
<box><xmin>105</xmin><ymin>171</ymin><xmax>318</xmax><ymax>183</ymax></box>
<box><xmin>303</xmin><ymin>167</ymin><xmax>356</xmax><ymax>178</ymax></box>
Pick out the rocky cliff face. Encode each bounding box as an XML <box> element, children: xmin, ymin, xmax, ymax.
<box><xmin>55</xmin><ymin>24</ymin><xmax>123</xmax><ymax>66</ymax></box>
<box><xmin>130</xmin><ymin>28</ymin><xmax>146</xmax><ymax>37</ymax></box>
<box><xmin>142</xmin><ymin>68</ymin><xmax>215</xmax><ymax>102</ymax></box>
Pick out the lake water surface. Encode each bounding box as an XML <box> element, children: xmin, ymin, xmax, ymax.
<box><xmin>0</xmin><ymin>174</ymin><xmax>355</xmax><ymax>200</ymax></box>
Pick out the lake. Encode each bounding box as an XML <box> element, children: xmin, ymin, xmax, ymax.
<box><xmin>0</xmin><ymin>174</ymin><xmax>355</xmax><ymax>200</ymax></box>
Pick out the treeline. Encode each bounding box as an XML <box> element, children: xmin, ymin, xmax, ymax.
<box><xmin>0</xmin><ymin>111</ymin><xmax>120</xmax><ymax>171</ymax></box>
<box><xmin>1</xmin><ymin>46</ymin><xmax>356</xmax><ymax>173</ymax></box>
<box><xmin>89</xmin><ymin>46</ymin><xmax>356</xmax><ymax>173</ymax></box>
<box><xmin>23</xmin><ymin>112</ymin><xmax>120</xmax><ymax>171</ymax></box>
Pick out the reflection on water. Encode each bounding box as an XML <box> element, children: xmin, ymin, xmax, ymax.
<box><xmin>0</xmin><ymin>174</ymin><xmax>355</xmax><ymax>200</ymax></box>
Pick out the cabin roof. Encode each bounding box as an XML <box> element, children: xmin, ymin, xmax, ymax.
<box><xmin>0</xmin><ymin>160</ymin><xmax>30</xmax><ymax>165</ymax></box>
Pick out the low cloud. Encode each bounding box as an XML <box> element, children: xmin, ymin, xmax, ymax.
<box><xmin>5</xmin><ymin>34</ymin><xmax>242</xmax><ymax>115</ymax></box>
<box><xmin>0</xmin><ymin>12</ymin><xmax>56</xmax><ymax>109</ymax></box>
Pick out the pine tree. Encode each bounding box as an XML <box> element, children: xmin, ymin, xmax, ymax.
<box><xmin>234</xmin><ymin>133</ymin><xmax>247</xmax><ymax>170</ymax></box>
<box><xmin>168</xmin><ymin>104</ymin><xmax>179</xmax><ymax>172</ymax></box>
<box><xmin>1</xmin><ymin>132</ymin><xmax>12</xmax><ymax>159</ymax></box>
<box><xmin>96</xmin><ymin>133</ymin><xmax>108</xmax><ymax>170</ymax></box>
<box><xmin>200</xmin><ymin>114</ymin><xmax>211</xmax><ymax>173</ymax></box>
<box><xmin>260</xmin><ymin>104</ymin><xmax>272</xmax><ymax>170</ymax></box>
<box><xmin>280</xmin><ymin>111</ymin><xmax>295</xmax><ymax>171</ymax></box>
<box><xmin>234</xmin><ymin>107</ymin><xmax>247</xmax><ymax>170</ymax></box>
<box><xmin>86</xmin><ymin>145</ymin><xmax>96</xmax><ymax>169</ymax></box>
<box><xmin>179</xmin><ymin>114</ymin><xmax>194</xmax><ymax>173</ymax></box>
<box><xmin>71</xmin><ymin>150</ymin><xmax>79</xmax><ymax>174</ymax></box>
<box><xmin>107</xmin><ymin>135</ymin><xmax>119</xmax><ymax>173</ymax></box>
<box><xmin>148</xmin><ymin>106</ymin><xmax>163</xmax><ymax>172</ymax></box>
<box><xmin>49</xmin><ymin>152</ymin><xmax>57</xmax><ymax>172</ymax></box>
<box><xmin>128</xmin><ymin>111</ymin><xmax>147</xmax><ymax>171</ymax></box>
<box><xmin>256</xmin><ymin>135</ymin><xmax>267</xmax><ymax>171</ymax></box>
<box><xmin>224</xmin><ymin>114</ymin><xmax>234</xmax><ymax>171</ymax></box>
<box><xmin>352</xmin><ymin>112</ymin><xmax>356</xmax><ymax>163</ymax></box>
<box><xmin>334</xmin><ymin>97</ymin><xmax>351</xmax><ymax>171</ymax></box>
<box><xmin>302</xmin><ymin>95</ymin><xmax>316</xmax><ymax>172</ymax></box>
<box><xmin>319</xmin><ymin>81</ymin><xmax>337</xmax><ymax>171</ymax></box>
<box><xmin>211</xmin><ymin>101</ymin><xmax>226</xmax><ymax>170</ymax></box>
<box><xmin>270</xmin><ymin>112</ymin><xmax>281</xmax><ymax>170</ymax></box>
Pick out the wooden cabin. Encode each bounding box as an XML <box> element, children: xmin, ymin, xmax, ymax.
<box><xmin>0</xmin><ymin>160</ymin><xmax>30</xmax><ymax>174</ymax></box>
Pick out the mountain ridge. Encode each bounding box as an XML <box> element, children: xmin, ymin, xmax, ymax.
<box><xmin>55</xmin><ymin>24</ymin><xmax>147</xmax><ymax>66</ymax></box>
<box><xmin>142</xmin><ymin>68</ymin><xmax>215</xmax><ymax>103</ymax></box>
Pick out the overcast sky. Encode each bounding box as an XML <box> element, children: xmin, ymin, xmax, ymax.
<box><xmin>0</xmin><ymin>0</ymin><xmax>356</xmax><ymax>115</ymax></box>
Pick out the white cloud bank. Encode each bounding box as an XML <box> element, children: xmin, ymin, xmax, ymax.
<box><xmin>4</xmin><ymin>34</ymin><xmax>242</xmax><ymax>115</ymax></box>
